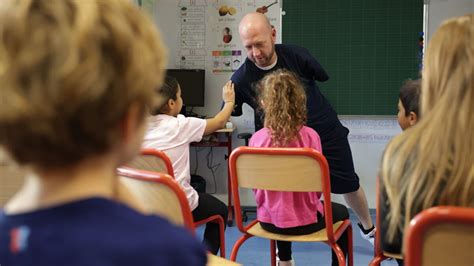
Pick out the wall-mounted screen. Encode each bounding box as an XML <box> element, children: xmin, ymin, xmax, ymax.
<box><xmin>166</xmin><ymin>69</ymin><xmax>205</xmax><ymax>107</ymax></box>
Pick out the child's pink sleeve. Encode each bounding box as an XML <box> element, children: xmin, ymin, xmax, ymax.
<box><xmin>312</xmin><ymin>133</ymin><xmax>322</xmax><ymax>154</ymax></box>
<box><xmin>304</xmin><ymin>126</ymin><xmax>322</xmax><ymax>154</ymax></box>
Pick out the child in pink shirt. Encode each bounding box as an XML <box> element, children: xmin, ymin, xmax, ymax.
<box><xmin>250</xmin><ymin>69</ymin><xmax>349</xmax><ymax>266</ymax></box>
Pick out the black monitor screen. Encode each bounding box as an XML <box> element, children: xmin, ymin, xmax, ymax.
<box><xmin>166</xmin><ymin>69</ymin><xmax>205</xmax><ymax>107</ymax></box>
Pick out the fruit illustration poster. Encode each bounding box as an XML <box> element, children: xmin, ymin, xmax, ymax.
<box><xmin>177</xmin><ymin>0</ymin><xmax>281</xmax><ymax>73</ymax></box>
<box><xmin>208</xmin><ymin>0</ymin><xmax>280</xmax><ymax>73</ymax></box>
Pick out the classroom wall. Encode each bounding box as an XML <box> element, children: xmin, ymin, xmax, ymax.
<box><xmin>0</xmin><ymin>0</ymin><xmax>469</xmax><ymax>209</ymax></box>
<box><xmin>151</xmin><ymin>1</ymin><xmax>399</xmax><ymax>208</ymax></box>
<box><xmin>426</xmin><ymin>0</ymin><xmax>474</xmax><ymax>42</ymax></box>
<box><xmin>145</xmin><ymin>0</ymin><xmax>470</xmax><ymax>209</ymax></box>
<box><xmin>190</xmin><ymin>115</ymin><xmax>399</xmax><ymax>208</ymax></box>
<box><xmin>150</xmin><ymin>1</ymin><xmax>393</xmax><ymax>208</ymax></box>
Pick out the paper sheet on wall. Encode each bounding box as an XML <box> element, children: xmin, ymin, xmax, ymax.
<box><xmin>341</xmin><ymin>118</ymin><xmax>401</xmax><ymax>143</ymax></box>
<box><xmin>177</xmin><ymin>0</ymin><xmax>281</xmax><ymax>74</ymax></box>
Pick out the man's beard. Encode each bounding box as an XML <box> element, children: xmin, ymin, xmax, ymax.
<box><xmin>252</xmin><ymin>47</ymin><xmax>275</xmax><ymax>67</ymax></box>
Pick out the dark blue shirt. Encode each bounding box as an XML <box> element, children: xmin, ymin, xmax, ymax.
<box><xmin>0</xmin><ymin>198</ymin><xmax>207</xmax><ymax>266</ymax></box>
<box><xmin>231</xmin><ymin>44</ymin><xmax>342</xmax><ymax>139</ymax></box>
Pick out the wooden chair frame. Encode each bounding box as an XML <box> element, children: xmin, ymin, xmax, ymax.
<box><xmin>117</xmin><ymin>167</ymin><xmax>195</xmax><ymax>233</ymax></box>
<box><xmin>228</xmin><ymin>147</ymin><xmax>353</xmax><ymax>266</ymax></box>
<box><xmin>370</xmin><ymin>177</ymin><xmax>402</xmax><ymax>266</ymax></box>
<box><xmin>117</xmin><ymin>167</ymin><xmax>239</xmax><ymax>265</ymax></box>
<box><xmin>404</xmin><ymin>206</ymin><xmax>474</xmax><ymax>266</ymax></box>
<box><xmin>127</xmin><ymin>149</ymin><xmax>226</xmax><ymax>258</ymax></box>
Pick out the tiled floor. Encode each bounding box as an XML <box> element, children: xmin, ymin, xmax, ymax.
<box><xmin>196</xmin><ymin>210</ymin><xmax>398</xmax><ymax>266</ymax></box>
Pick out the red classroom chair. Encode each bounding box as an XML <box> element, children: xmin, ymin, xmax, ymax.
<box><xmin>228</xmin><ymin>147</ymin><xmax>353</xmax><ymax>266</ymax></box>
<box><xmin>126</xmin><ymin>149</ymin><xmax>226</xmax><ymax>258</ymax></box>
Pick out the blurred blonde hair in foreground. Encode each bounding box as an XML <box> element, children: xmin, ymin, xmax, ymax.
<box><xmin>381</xmin><ymin>14</ymin><xmax>474</xmax><ymax>242</ymax></box>
<box><xmin>0</xmin><ymin>0</ymin><xmax>167</xmax><ymax>168</ymax></box>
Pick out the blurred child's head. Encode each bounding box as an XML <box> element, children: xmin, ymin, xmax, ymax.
<box><xmin>257</xmin><ymin>69</ymin><xmax>307</xmax><ymax>147</ymax></box>
<box><xmin>152</xmin><ymin>75</ymin><xmax>183</xmax><ymax>116</ymax></box>
<box><xmin>397</xmin><ymin>79</ymin><xmax>420</xmax><ymax>130</ymax></box>
<box><xmin>0</xmin><ymin>0</ymin><xmax>167</xmax><ymax>169</ymax></box>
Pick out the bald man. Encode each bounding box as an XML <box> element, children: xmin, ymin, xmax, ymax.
<box><xmin>231</xmin><ymin>12</ymin><xmax>375</xmax><ymax>263</ymax></box>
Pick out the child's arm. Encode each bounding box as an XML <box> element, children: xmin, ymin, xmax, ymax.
<box><xmin>204</xmin><ymin>81</ymin><xmax>235</xmax><ymax>135</ymax></box>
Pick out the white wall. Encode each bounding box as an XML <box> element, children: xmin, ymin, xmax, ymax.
<box><xmin>426</xmin><ymin>0</ymin><xmax>474</xmax><ymax>42</ymax></box>
<box><xmin>337</xmin><ymin>117</ymin><xmax>400</xmax><ymax>207</ymax></box>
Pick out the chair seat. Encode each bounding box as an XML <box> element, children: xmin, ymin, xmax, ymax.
<box><xmin>383</xmin><ymin>251</ymin><xmax>403</xmax><ymax>260</ymax></box>
<box><xmin>207</xmin><ymin>253</ymin><xmax>241</xmax><ymax>265</ymax></box>
<box><xmin>247</xmin><ymin>221</ymin><xmax>345</xmax><ymax>242</ymax></box>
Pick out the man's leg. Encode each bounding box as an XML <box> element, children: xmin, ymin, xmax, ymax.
<box><xmin>343</xmin><ymin>186</ymin><xmax>375</xmax><ymax>245</ymax></box>
<box><xmin>321</xmin><ymin>125</ymin><xmax>375</xmax><ymax>244</ymax></box>
<box><xmin>343</xmin><ymin>186</ymin><xmax>373</xmax><ymax>229</ymax></box>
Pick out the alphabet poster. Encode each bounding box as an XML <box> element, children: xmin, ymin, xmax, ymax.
<box><xmin>177</xmin><ymin>0</ymin><xmax>281</xmax><ymax>73</ymax></box>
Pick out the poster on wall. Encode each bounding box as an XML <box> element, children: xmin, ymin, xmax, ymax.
<box><xmin>176</xmin><ymin>0</ymin><xmax>281</xmax><ymax>74</ymax></box>
<box><xmin>178</xmin><ymin>1</ymin><xmax>207</xmax><ymax>68</ymax></box>
<box><xmin>208</xmin><ymin>0</ymin><xmax>280</xmax><ymax>74</ymax></box>
<box><xmin>135</xmin><ymin>0</ymin><xmax>158</xmax><ymax>18</ymax></box>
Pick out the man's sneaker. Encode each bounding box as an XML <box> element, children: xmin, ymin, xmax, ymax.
<box><xmin>357</xmin><ymin>223</ymin><xmax>375</xmax><ymax>246</ymax></box>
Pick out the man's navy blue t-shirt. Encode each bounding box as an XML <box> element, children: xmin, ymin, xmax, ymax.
<box><xmin>231</xmin><ymin>44</ymin><xmax>343</xmax><ymax>139</ymax></box>
<box><xmin>0</xmin><ymin>198</ymin><xmax>207</xmax><ymax>266</ymax></box>
<box><xmin>232</xmin><ymin>44</ymin><xmax>361</xmax><ymax>193</ymax></box>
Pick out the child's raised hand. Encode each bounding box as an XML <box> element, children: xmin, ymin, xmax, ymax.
<box><xmin>223</xmin><ymin>81</ymin><xmax>235</xmax><ymax>104</ymax></box>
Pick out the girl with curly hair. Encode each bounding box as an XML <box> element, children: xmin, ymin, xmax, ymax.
<box><xmin>249</xmin><ymin>69</ymin><xmax>350</xmax><ymax>266</ymax></box>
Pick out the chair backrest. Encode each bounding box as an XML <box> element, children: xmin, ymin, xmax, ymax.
<box><xmin>373</xmin><ymin>176</ymin><xmax>383</xmax><ymax>256</ymax></box>
<box><xmin>117</xmin><ymin>167</ymin><xmax>194</xmax><ymax>233</ymax></box>
<box><xmin>229</xmin><ymin>147</ymin><xmax>334</xmax><ymax>234</ymax></box>
<box><xmin>371</xmin><ymin>176</ymin><xmax>403</xmax><ymax>263</ymax></box>
<box><xmin>404</xmin><ymin>206</ymin><xmax>474</xmax><ymax>266</ymax></box>
<box><xmin>126</xmin><ymin>149</ymin><xmax>174</xmax><ymax>177</ymax></box>
<box><xmin>230</xmin><ymin>147</ymin><xmax>326</xmax><ymax>192</ymax></box>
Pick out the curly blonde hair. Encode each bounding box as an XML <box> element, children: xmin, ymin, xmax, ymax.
<box><xmin>0</xmin><ymin>0</ymin><xmax>167</xmax><ymax>168</ymax></box>
<box><xmin>257</xmin><ymin>69</ymin><xmax>307</xmax><ymax>147</ymax></box>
